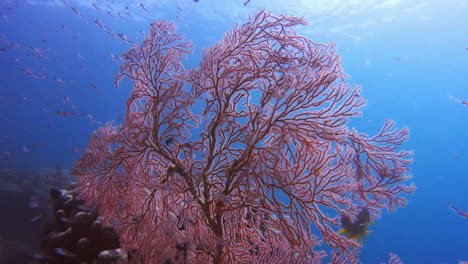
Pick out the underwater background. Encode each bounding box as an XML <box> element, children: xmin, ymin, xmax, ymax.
<box><xmin>0</xmin><ymin>0</ymin><xmax>467</xmax><ymax>263</ymax></box>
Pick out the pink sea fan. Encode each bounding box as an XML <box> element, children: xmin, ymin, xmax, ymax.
<box><xmin>73</xmin><ymin>10</ymin><xmax>415</xmax><ymax>264</ymax></box>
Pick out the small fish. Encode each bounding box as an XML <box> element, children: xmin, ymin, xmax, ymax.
<box><xmin>22</xmin><ymin>97</ymin><xmax>33</xmax><ymax>103</ymax></box>
<box><xmin>21</xmin><ymin>68</ymin><xmax>46</xmax><ymax>79</ymax></box>
<box><xmin>15</xmin><ymin>58</ymin><xmax>25</xmax><ymax>66</ymax></box>
<box><xmin>57</xmin><ymin>110</ymin><xmax>80</xmax><ymax>116</ymax></box>
<box><xmin>448</xmin><ymin>203</ymin><xmax>468</xmax><ymax>218</ymax></box>
<box><xmin>85</xmin><ymin>113</ymin><xmax>99</xmax><ymax>123</ymax></box>
<box><xmin>30</xmin><ymin>47</ymin><xmax>46</xmax><ymax>58</ymax></box>
<box><xmin>93</xmin><ymin>19</ymin><xmax>112</xmax><ymax>31</ymax></box>
<box><xmin>107</xmin><ymin>31</ymin><xmax>119</xmax><ymax>41</ymax></box>
<box><xmin>54</xmin><ymin>76</ymin><xmax>66</xmax><ymax>87</ymax></box>
<box><xmin>61</xmin><ymin>96</ymin><xmax>77</xmax><ymax>109</ymax></box>
<box><xmin>97</xmin><ymin>248</ymin><xmax>125</xmax><ymax>261</ymax></box>
<box><xmin>71</xmin><ymin>7</ymin><xmax>87</xmax><ymax>23</ymax></box>
<box><xmin>449</xmin><ymin>95</ymin><xmax>468</xmax><ymax>106</ymax></box>
<box><xmin>93</xmin><ymin>19</ymin><xmax>105</xmax><ymax>28</ymax></box>
<box><xmin>92</xmin><ymin>3</ymin><xmax>102</xmax><ymax>12</ymax></box>
<box><xmin>33</xmin><ymin>253</ymin><xmax>53</xmax><ymax>261</ymax></box>
<box><xmin>0</xmin><ymin>44</ymin><xmax>13</xmax><ymax>52</ymax></box>
<box><xmin>22</xmin><ymin>145</ymin><xmax>30</xmax><ymax>153</ymax></box>
<box><xmin>176</xmin><ymin>16</ymin><xmax>186</xmax><ymax>26</ymax></box>
<box><xmin>61</xmin><ymin>95</ymin><xmax>71</xmax><ymax>104</ymax></box>
<box><xmin>117</xmin><ymin>33</ymin><xmax>134</xmax><ymax>44</ymax></box>
<box><xmin>140</xmin><ymin>3</ymin><xmax>150</xmax><ymax>14</ymax></box>
<box><xmin>55</xmin><ymin>248</ymin><xmax>77</xmax><ymax>258</ymax></box>
<box><xmin>28</xmin><ymin>201</ymin><xmax>50</xmax><ymax>209</ymax></box>
<box><xmin>31</xmin><ymin>214</ymin><xmax>43</xmax><ymax>222</ymax></box>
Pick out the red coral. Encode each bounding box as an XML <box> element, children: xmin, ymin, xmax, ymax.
<box><xmin>73</xmin><ymin>10</ymin><xmax>414</xmax><ymax>264</ymax></box>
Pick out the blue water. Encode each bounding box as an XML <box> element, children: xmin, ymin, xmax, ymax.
<box><xmin>0</xmin><ymin>0</ymin><xmax>467</xmax><ymax>263</ymax></box>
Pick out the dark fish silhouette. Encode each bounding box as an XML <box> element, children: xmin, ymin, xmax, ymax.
<box><xmin>338</xmin><ymin>208</ymin><xmax>373</xmax><ymax>242</ymax></box>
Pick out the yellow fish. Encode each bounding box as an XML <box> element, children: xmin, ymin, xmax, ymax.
<box><xmin>338</xmin><ymin>208</ymin><xmax>373</xmax><ymax>242</ymax></box>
